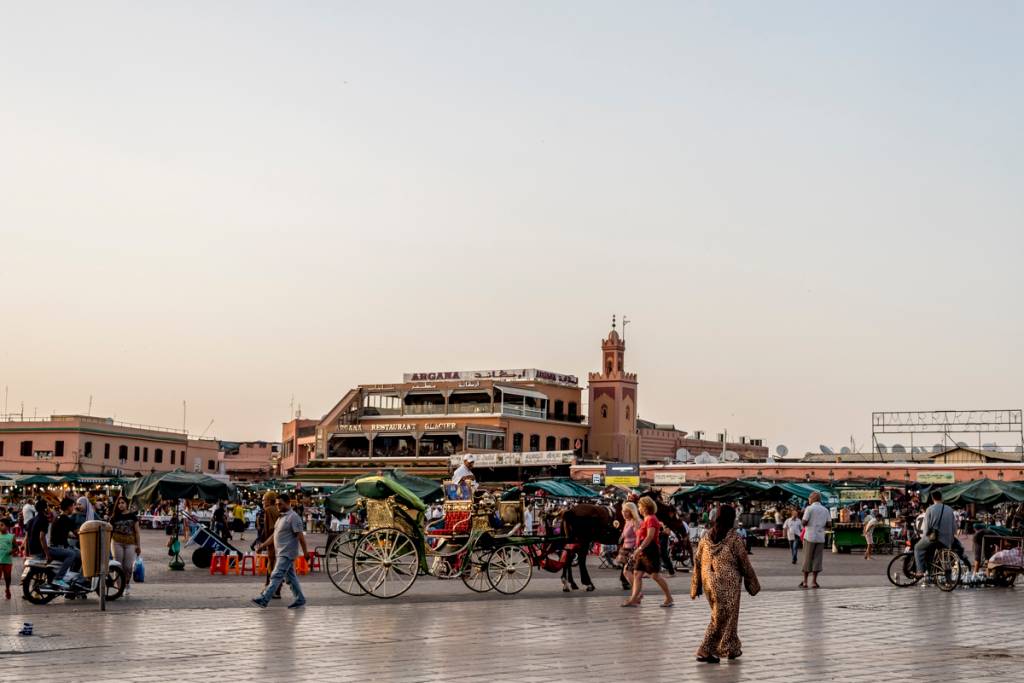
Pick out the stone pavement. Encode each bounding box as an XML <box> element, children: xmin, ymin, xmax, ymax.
<box><xmin>2</xmin><ymin>580</ymin><xmax>1021</xmax><ymax>681</ymax></box>
<box><xmin>1</xmin><ymin>532</ymin><xmax>1017</xmax><ymax>681</ymax></box>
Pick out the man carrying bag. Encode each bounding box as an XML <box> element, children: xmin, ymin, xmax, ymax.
<box><xmin>914</xmin><ymin>490</ymin><xmax>956</xmax><ymax>576</ymax></box>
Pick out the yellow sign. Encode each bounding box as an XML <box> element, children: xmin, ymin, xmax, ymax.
<box><xmin>606</xmin><ymin>475</ymin><xmax>641</xmax><ymax>487</ymax></box>
<box><xmin>916</xmin><ymin>471</ymin><xmax>955</xmax><ymax>484</ymax></box>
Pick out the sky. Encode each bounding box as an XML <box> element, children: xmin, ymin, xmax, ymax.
<box><xmin>2</xmin><ymin>2</ymin><xmax>1022</xmax><ymax>455</ymax></box>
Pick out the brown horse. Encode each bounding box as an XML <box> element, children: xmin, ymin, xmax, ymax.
<box><xmin>558</xmin><ymin>492</ymin><xmax>687</xmax><ymax>592</ymax></box>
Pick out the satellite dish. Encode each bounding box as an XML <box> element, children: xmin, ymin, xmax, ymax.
<box><xmin>956</xmin><ymin>441</ymin><xmax>969</xmax><ymax>448</ymax></box>
<box><xmin>892</xmin><ymin>444</ymin><xmax>906</xmax><ymax>454</ymax></box>
<box><xmin>876</xmin><ymin>443</ymin><xmax>887</xmax><ymax>453</ymax></box>
<box><xmin>722</xmin><ymin>450</ymin><xmax>740</xmax><ymax>462</ymax></box>
<box><xmin>766</xmin><ymin>456</ymin><xmax>776</xmax><ymax>464</ymax></box>
<box><xmin>675</xmin><ymin>448</ymin><xmax>691</xmax><ymax>462</ymax></box>
<box><xmin>695</xmin><ymin>452</ymin><xmax>718</xmax><ymax>465</ymax></box>
<box><xmin>819</xmin><ymin>445</ymin><xmax>835</xmax><ymax>455</ymax></box>
<box><xmin>933</xmin><ymin>444</ymin><xmax>944</xmax><ymax>453</ymax></box>
<box><xmin>775</xmin><ymin>444</ymin><xmax>789</xmax><ymax>458</ymax></box>
<box><xmin>910</xmin><ymin>447</ymin><xmax>921</xmax><ymax>454</ymax></box>
<box><xmin>840</xmin><ymin>446</ymin><xmax>851</xmax><ymax>455</ymax></box>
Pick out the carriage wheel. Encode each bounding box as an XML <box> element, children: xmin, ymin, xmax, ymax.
<box><xmin>326</xmin><ymin>532</ymin><xmax>366</xmax><ymax>596</ymax></box>
<box><xmin>932</xmin><ymin>548</ymin><xmax>963</xmax><ymax>592</ymax></box>
<box><xmin>486</xmin><ymin>546</ymin><xmax>533</xmax><ymax>595</ymax></box>
<box><xmin>353</xmin><ymin>527</ymin><xmax>420</xmax><ymax>599</ymax></box>
<box><xmin>460</xmin><ymin>548</ymin><xmax>494</xmax><ymax>593</ymax></box>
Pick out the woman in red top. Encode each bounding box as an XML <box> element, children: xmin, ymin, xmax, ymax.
<box><xmin>622</xmin><ymin>496</ymin><xmax>673</xmax><ymax>607</ymax></box>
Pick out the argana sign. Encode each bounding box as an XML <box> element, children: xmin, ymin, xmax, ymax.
<box><xmin>403</xmin><ymin>369</ymin><xmax>579</xmax><ymax>386</ymax></box>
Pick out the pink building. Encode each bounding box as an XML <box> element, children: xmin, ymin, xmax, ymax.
<box><xmin>218</xmin><ymin>440</ymin><xmax>280</xmax><ymax>482</ymax></box>
<box><xmin>279</xmin><ymin>418</ymin><xmax>317</xmax><ymax>475</ymax></box>
<box><xmin>0</xmin><ymin>415</ymin><xmax>190</xmax><ymax>476</ymax></box>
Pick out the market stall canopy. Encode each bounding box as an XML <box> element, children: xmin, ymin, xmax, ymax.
<box><xmin>122</xmin><ymin>470</ymin><xmax>236</xmax><ymax>506</ymax></box>
<box><xmin>669</xmin><ymin>484</ymin><xmax>717</xmax><ymax>503</ymax></box>
<box><xmin>15</xmin><ymin>474</ymin><xmax>61</xmax><ymax>486</ymax></box>
<box><xmin>937</xmin><ymin>479</ymin><xmax>1024</xmax><ymax>506</ymax></box>
<box><xmin>521</xmin><ymin>478</ymin><xmax>599</xmax><ymax>499</ymax></box>
<box><xmin>707</xmin><ymin>479</ymin><xmax>776</xmax><ymax>501</ymax></box>
<box><xmin>326</xmin><ymin>469</ymin><xmax>442</xmax><ymax>515</ymax></box>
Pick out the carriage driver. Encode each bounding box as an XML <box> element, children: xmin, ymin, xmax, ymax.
<box><xmin>452</xmin><ymin>455</ymin><xmax>477</xmax><ymax>499</ymax></box>
<box><xmin>453</xmin><ymin>455</ymin><xmax>477</xmax><ymax>486</ymax></box>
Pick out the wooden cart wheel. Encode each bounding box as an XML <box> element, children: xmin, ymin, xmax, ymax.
<box><xmin>326</xmin><ymin>532</ymin><xmax>366</xmax><ymax>596</ymax></box>
<box><xmin>352</xmin><ymin>527</ymin><xmax>420</xmax><ymax>599</ymax></box>
<box><xmin>460</xmin><ymin>549</ymin><xmax>494</xmax><ymax>593</ymax></box>
<box><xmin>486</xmin><ymin>546</ymin><xmax>533</xmax><ymax>595</ymax></box>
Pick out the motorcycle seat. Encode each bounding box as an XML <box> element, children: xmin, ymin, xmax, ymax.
<box><xmin>25</xmin><ymin>557</ymin><xmax>63</xmax><ymax>569</ymax></box>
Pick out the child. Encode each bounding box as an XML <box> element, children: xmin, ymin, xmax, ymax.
<box><xmin>0</xmin><ymin>520</ymin><xmax>14</xmax><ymax>599</ymax></box>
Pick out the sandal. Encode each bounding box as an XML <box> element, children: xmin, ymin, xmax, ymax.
<box><xmin>660</xmin><ymin>601</ymin><xmax>674</xmax><ymax>608</ymax></box>
<box><xmin>621</xmin><ymin>601</ymin><xmax>640</xmax><ymax>607</ymax></box>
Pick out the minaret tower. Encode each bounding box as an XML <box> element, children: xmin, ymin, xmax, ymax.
<box><xmin>587</xmin><ymin>316</ymin><xmax>639</xmax><ymax>462</ymax></box>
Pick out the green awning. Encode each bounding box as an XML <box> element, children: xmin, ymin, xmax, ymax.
<box><xmin>936</xmin><ymin>479</ymin><xmax>1024</xmax><ymax>505</ymax></box>
<box><xmin>15</xmin><ymin>474</ymin><xmax>61</xmax><ymax>486</ymax></box>
<box><xmin>520</xmin><ymin>478</ymin><xmax>599</xmax><ymax>499</ymax></box>
<box><xmin>669</xmin><ymin>484</ymin><xmax>717</xmax><ymax>503</ymax></box>
<box><xmin>121</xmin><ymin>470</ymin><xmax>237</xmax><ymax>506</ymax></box>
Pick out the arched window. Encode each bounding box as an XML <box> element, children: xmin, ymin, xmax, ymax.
<box><xmin>559</xmin><ymin>437</ymin><xmax>571</xmax><ymax>450</ymax></box>
<box><xmin>626</xmin><ymin>406</ymin><xmax>631</xmax><ymax>420</ymax></box>
<box><xmin>512</xmin><ymin>433</ymin><xmax>523</xmax><ymax>452</ymax></box>
<box><xmin>545</xmin><ymin>436</ymin><xmax>556</xmax><ymax>451</ymax></box>
<box><xmin>529</xmin><ymin>434</ymin><xmax>540</xmax><ymax>452</ymax></box>
<box><xmin>601</xmin><ymin>405</ymin><xmax>608</xmax><ymax>418</ymax></box>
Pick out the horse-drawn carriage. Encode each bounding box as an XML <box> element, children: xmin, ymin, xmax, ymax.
<box><xmin>326</xmin><ymin>476</ymin><xmax>560</xmax><ymax>599</ymax></box>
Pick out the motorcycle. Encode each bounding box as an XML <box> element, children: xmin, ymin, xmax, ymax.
<box><xmin>21</xmin><ymin>556</ymin><xmax>128</xmax><ymax>604</ymax></box>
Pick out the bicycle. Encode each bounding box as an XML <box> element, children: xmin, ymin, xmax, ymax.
<box><xmin>887</xmin><ymin>546</ymin><xmax>965</xmax><ymax>592</ymax></box>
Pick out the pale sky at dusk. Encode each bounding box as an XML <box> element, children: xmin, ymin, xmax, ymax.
<box><xmin>2</xmin><ymin>2</ymin><xmax>1022</xmax><ymax>455</ymax></box>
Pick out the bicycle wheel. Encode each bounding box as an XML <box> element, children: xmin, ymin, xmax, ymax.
<box><xmin>353</xmin><ymin>527</ymin><xmax>420</xmax><ymax>599</ymax></box>
<box><xmin>326</xmin><ymin>532</ymin><xmax>366</xmax><ymax>596</ymax></box>
<box><xmin>931</xmin><ymin>548</ymin><xmax>963</xmax><ymax>592</ymax></box>
<box><xmin>486</xmin><ymin>545</ymin><xmax>533</xmax><ymax>595</ymax></box>
<box><xmin>460</xmin><ymin>548</ymin><xmax>494</xmax><ymax>593</ymax></box>
<box><xmin>887</xmin><ymin>552</ymin><xmax>921</xmax><ymax>587</ymax></box>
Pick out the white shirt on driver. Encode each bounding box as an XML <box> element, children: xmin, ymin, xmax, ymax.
<box><xmin>452</xmin><ymin>464</ymin><xmax>475</xmax><ymax>485</ymax></box>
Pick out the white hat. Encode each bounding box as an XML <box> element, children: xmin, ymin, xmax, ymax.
<box><xmin>464</xmin><ymin>455</ymin><xmax>475</xmax><ymax>463</ymax></box>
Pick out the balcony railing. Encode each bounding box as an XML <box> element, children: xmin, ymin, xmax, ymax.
<box><xmin>501</xmin><ymin>405</ymin><xmax>546</xmax><ymax>420</ymax></box>
<box><xmin>403</xmin><ymin>404</ymin><xmax>447</xmax><ymax>415</ymax></box>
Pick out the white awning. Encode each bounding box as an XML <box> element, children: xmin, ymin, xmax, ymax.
<box><xmin>495</xmin><ymin>385</ymin><xmax>548</xmax><ymax>401</ymax></box>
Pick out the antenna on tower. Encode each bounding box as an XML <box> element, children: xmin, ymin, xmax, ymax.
<box><xmin>87</xmin><ymin>395</ymin><xmax>93</xmax><ymax>416</ymax></box>
<box><xmin>290</xmin><ymin>395</ymin><xmax>295</xmax><ymax>419</ymax></box>
<box><xmin>621</xmin><ymin>315</ymin><xmax>631</xmax><ymax>341</ymax></box>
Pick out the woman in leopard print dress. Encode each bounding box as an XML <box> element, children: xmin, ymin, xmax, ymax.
<box><xmin>690</xmin><ymin>504</ymin><xmax>760</xmax><ymax>663</ymax></box>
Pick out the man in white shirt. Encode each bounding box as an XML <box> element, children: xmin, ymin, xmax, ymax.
<box><xmin>452</xmin><ymin>455</ymin><xmax>476</xmax><ymax>487</ymax></box>
<box><xmin>801</xmin><ymin>492</ymin><xmax>832</xmax><ymax>588</ymax></box>
<box><xmin>783</xmin><ymin>509</ymin><xmax>803</xmax><ymax>565</ymax></box>
<box><xmin>21</xmin><ymin>501</ymin><xmax>36</xmax><ymax>526</ymax></box>
<box><xmin>863</xmin><ymin>510</ymin><xmax>878</xmax><ymax>560</ymax></box>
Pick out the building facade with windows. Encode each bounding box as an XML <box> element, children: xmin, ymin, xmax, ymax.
<box><xmin>0</xmin><ymin>415</ymin><xmax>193</xmax><ymax>476</ymax></box>
<box><xmin>299</xmin><ymin>369</ymin><xmax>589</xmax><ymax>481</ymax></box>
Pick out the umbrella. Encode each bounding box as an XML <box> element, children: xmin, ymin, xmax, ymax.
<box><xmin>121</xmin><ymin>470</ymin><xmax>236</xmax><ymax>506</ymax></box>
<box><xmin>326</xmin><ymin>469</ymin><xmax>442</xmax><ymax>515</ymax></box>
